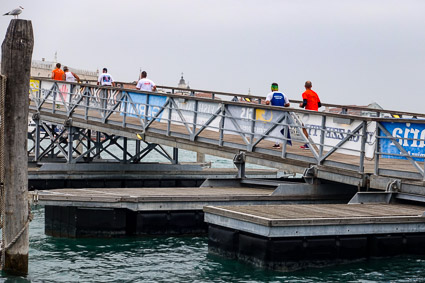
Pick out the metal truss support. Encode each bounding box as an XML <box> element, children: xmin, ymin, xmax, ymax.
<box><xmin>27</xmin><ymin>120</ymin><xmax>182</xmax><ymax>165</ymax></box>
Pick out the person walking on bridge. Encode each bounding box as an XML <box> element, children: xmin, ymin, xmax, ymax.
<box><xmin>299</xmin><ymin>80</ymin><xmax>321</xmax><ymax>149</ymax></box>
<box><xmin>51</xmin><ymin>63</ymin><xmax>64</xmax><ymax>81</ymax></box>
<box><xmin>266</xmin><ymin>82</ymin><xmax>291</xmax><ymax>149</ymax></box>
<box><xmin>97</xmin><ymin>68</ymin><xmax>115</xmax><ymax>87</ymax></box>
<box><xmin>62</xmin><ymin>66</ymin><xmax>80</xmax><ymax>83</ymax></box>
<box><xmin>136</xmin><ymin>71</ymin><xmax>157</xmax><ymax>92</ymax></box>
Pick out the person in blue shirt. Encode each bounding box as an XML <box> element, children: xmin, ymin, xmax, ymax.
<box><xmin>265</xmin><ymin>82</ymin><xmax>291</xmax><ymax>148</ymax></box>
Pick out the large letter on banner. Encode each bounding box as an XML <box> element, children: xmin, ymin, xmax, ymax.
<box><xmin>380</xmin><ymin>121</ymin><xmax>425</xmax><ymax>161</ymax></box>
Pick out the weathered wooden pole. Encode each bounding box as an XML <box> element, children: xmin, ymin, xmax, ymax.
<box><xmin>1</xmin><ymin>19</ymin><xmax>34</xmax><ymax>275</ymax></box>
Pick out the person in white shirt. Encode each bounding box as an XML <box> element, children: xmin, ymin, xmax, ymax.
<box><xmin>136</xmin><ymin>71</ymin><xmax>156</xmax><ymax>92</ymax></box>
<box><xmin>97</xmin><ymin>68</ymin><xmax>115</xmax><ymax>87</ymax></box>
<box><xmin>62</xmin><ymin>66</ymin><xmax>80</xmax><ymax>83</ymax></box>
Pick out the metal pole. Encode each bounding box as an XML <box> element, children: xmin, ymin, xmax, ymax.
<box><xmin>87</xmin><ymin>129</ymin><xmax>91</xmax><ymax>161</ymax></box>
<box><xmin>319</xmin><ymin>115</ymin><xmax>326</xmax><ymax>162</ymax></box>
<box><xmin>173</xmin><ymin>147</ymin><xmax>179</xmax><ymax>164</ymax></box>
<box><xmin>1</xmin><ymin>19</ymin><xmax>34</xmax><ymax>275</ymax></box>
<box><xmin>374</xmin><ymin>123</ymin><xmax>380</xmax><ymax>176</ymax></box>
<box><xmin>67</xmin><ymin>125</ymin><xmax>73</xmax><ymax>163</ymax></box>
<box><xmin>359</xmin><ymin>121</ymin><xmax>367</xmax><ymax>173</ymax></box>
<box><xmin>34</xmin><ymin>118</ymin><xmax>40</xmax><ymax>161</ymax></box>
<box><xmin>123</xmin><ymin>137</ymin><xmax>128</xmax><ymax>163</ymax></box>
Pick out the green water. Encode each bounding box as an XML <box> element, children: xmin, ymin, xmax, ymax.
<box><xmin>1</xmin><ymin>206</ymin><xmax>424</xmax><ymax>282</ymax></box>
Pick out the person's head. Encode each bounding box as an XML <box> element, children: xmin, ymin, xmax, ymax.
<box><xmin>305</xmin><ymin>81</ymin><xmax>312</xmax><ymax>89</ymax></box>
<box><xmin>63</xmin><ymin>66</ymin><xmax>69</xmax><ymax>72</ymax></box>
<box><xmin>56</xmin><ymin>63</ymin><xmax>61</xmax><ymax>69</ymax></box>
<box><xmin>271</xmin><ymin>82</ymin><xmax>278</xmax><ymax>91</ymax></box>
<box><xmin>141</xmin><ymin>71</ymin><xmax>147</xmax><ymax>78</ymax></box>
<box><xmin>103</xmin><ymin>68</ymin><xmax>108</xmax><ymax>73</ymax></box>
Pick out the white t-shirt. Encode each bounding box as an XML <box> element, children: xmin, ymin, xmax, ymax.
<box><xmin>65</xmin><ymin>71</ymin><xmax>76</xmax><ymax>82</ymax></box>
<box><xmin>136</xmin><ymin>78</ymin><xmax>156</xmax><ymax>91</ymax></box>
<box><xmin>98</xmin><ymin>73</ymin><xmax>114</xmax><ymax>86</ymax></box>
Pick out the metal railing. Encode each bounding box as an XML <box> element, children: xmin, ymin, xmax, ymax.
<box><xmin>28</xmin><ymin>78</ymin><xmax>425</xmax><ymax>183</ymax></box>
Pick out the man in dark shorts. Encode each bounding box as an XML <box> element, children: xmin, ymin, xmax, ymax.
<box><xmin>299</xmin><ymin>81</ymin><xmax>321</xmax><ymax>149</ymax></box>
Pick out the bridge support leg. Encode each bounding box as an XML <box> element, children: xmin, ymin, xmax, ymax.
<box><xmin>87</xmin><ymin>130</ymin><xmax>91</xmax><ymax>161</ymax></box>
<box><xmin>33</xmin><ymin>115</ymin><xmax>41</xmax><ymax>161</ymax></box>
<box><xmin>96</xmin><ymin>132</ymin><xmax>101</xmax><ymax>159</ymax></box>
<box><xmin>172</xmin><ymin>147</ymin><xmax>179</xmax><ymax>164</ymax></box>
<box><xmin>197</xmin><ymin>152</ymin><xmax>205</xmax><ymax>163</ymax></box>
<box><xmin>233</xmin><ymin>152</ymin><xmax>246</xmax><ymax>179</ymax></box>
<box><xmin>123</xmin><ymin>137</ymin><xmax>128</xmax><ymax>164</ymax></box>
<box><xmin>67</xmin><ymin>124</ymin><xmax>74</xmax><ymax>164</ymax></box>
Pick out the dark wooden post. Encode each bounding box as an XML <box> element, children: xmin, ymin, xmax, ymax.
<box><xmin>1</xmin><ymin>19</ymin><xmax>34</xmax><ymax>275</ymax></box>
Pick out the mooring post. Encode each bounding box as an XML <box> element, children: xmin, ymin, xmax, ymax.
<box><xmin>1</xmin><ymin>19</ymin><xmax>34</xmax><ymax>275</ymax></box>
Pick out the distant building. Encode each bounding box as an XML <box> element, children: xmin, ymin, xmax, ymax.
<box><xmin>178</xmin><ymin>72</ymin><xmax>190</xmax><ymax>89</ymax></box>
<box><xmin>0</xmin><ymin>57</ymin><xmax>99</xmax><ymax>81</ymax></box>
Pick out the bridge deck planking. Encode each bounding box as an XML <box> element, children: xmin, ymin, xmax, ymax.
<box><xmin>37</xmin><ymin>102</ymin><xmax>422</xmax><ymax>175</ymax></box>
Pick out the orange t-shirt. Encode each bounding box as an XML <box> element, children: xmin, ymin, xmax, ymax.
<box><xmin>302</xmin><ymin>89</ymin><xmax>320</xmax><ymax>111</ymax></box>
<box><xmin>52</xmin><ymin>68</ymin><xmax>64</xmax><ymax>81</ymax></box>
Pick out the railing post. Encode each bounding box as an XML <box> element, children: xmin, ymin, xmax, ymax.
<box><xmin>319</xmin><ymin>115</ymin><xmax>326</xmax><ymax>162</ymax></box>
<box><xmin>85</xmin><ymin>88</ymin><xmax>89</xmax><ymax>120</ymax></box>
<box><xmin>249</xmin><ymin>107</ymin><xmax>256</xmax><ymax>152</ymax></box>
<box><xmin>282</xmin><ymin>114</ymin><xmax>288</xmax><ymax>158</ymax></box>
<box><xmin>167</xmin><ymin>99</ymin><xmax>172</xmax><ymax>136</ymax></box>
<box><xmin>374</xmin><ymin>123</ymin><xmax>380</xmax><ymax>176</ymax></box>
<box><xmin>144</xmin><ymin>94</ymin><xmax>150</xmax><ymax>129</ymax></box>
<box><xmin>219</xmin><ymin>104</ymin><xmax>225</xmax><ymax>147</ymax></box>
<box><xmin>359</xmin><ymin>121</ymin><xmax>367</xmax><ymax>173</ymax></box>
<box><xmin>192</xmin><ymin>100</ymin><xmax>198</xmax><ymax>141</ymax></box>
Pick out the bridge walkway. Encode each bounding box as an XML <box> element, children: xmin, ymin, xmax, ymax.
<box><xmin>28</xmin><ymin>78</ymin><xmax>425</xmax><ymax>195</ymax></box>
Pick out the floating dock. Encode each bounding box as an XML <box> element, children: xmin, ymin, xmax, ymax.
<box><xmin>31</xmin><ymin>180</ymin><xmax>356</xmax><ymax>238</ymax></box>
<box><xmin>204</xmin><ymin>203</ymin><xmax>425</xmax><ymax>271</ymax></box>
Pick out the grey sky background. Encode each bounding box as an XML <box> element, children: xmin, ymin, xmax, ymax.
<box><xmin>1</xmin><ymin>0</ymin><xmax>424</xmax><ymax>113</ymax></box>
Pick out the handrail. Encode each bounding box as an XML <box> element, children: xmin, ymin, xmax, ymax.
<box><xmin>31</xmin><ymin>77</ymin><xmax>425</xmax><ymax>119</ymax></box>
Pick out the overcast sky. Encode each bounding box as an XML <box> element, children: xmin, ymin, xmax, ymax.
<box><xmin>1</xmin><ymin>0</ymin><xmax>424</xmax><ymax>113</ymax></box>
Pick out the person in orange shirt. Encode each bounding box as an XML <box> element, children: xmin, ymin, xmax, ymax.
<box><xmin>51</xmin><ymin>63</ymin><xmax>64</xmax><ymax>81</ymax></box>
<box><xmin>299</xmin><ymin>81</ymin><xmax>321</xmax><ymax>149</ymax></box>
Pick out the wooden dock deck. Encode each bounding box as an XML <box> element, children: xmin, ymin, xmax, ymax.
<box><xmin>204</xmin><ymin>203</ymin><xmax>425</xmax><ymax>271</ymax></box>
<box><xmin>204</xmin><ymin>203</ymin><xmax>425</xmax><ymax>237</ymax></box>
<box><xmin>33</xmin><ymin>185</ymin><xmax>346</xmax><ymax>211</ymax></box>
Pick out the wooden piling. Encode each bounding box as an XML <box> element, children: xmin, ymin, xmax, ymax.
<box><xmin>1</xmin><ymin>19</ymin><xmax>34</xmax><ymax>275</ymax></box>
